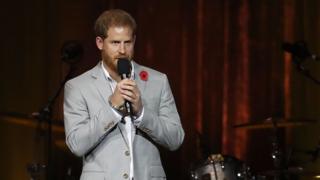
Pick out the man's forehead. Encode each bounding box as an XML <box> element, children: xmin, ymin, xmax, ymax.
<box><xmin>108</xmin><ymin>26</ymin><xmax>132</xmax><ymax>33</ymax></box>
<box><xmin>114</xmin><ymin>27</ymin><xmax>125</xmax><ymax>33</ymax></box>
<box><xmin>105</xmin><ymin>26</ymin><xmax>134</xmax><ymax>39</ymax></box>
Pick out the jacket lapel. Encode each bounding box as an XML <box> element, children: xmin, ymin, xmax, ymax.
<box><xmin>90</xmin><ymin>62</ymin><xmax>111</xmax><ymax>106</ymax></box>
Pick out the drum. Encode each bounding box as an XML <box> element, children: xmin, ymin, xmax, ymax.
<box><xmin>190</xmin><ymin>154</ymin><xmax>253</xmax><ymax>180</ymax></box>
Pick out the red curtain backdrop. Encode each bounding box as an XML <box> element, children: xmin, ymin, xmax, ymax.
<box><xmin>2</xmin><ymin>0</ymin><xmax>320</xmax><ymax>179</ymax></box>
<box><xmin>81</xmin><ymin>0</ymin><xmax>298</xmax><ymax>178</ymax></box>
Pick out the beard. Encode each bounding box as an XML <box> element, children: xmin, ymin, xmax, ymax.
<box><xmin>102</xmin><ymin>51</ymin><xmax>133</xmax><ymax>73</ymax></box>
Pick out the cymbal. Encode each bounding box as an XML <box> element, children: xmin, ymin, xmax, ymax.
<box><xmin>261</xmin><ymin>167</ymin><xmax>320</xmax><ymax>177</ymax></box>
<box><xmin>261</xmin><ymin>166</ymin><xmax>303</xmax><ymax>176</ymax></box>
<box><xmin>233</xmin><ymin>117</ymin><xmax>316</xmax><ymax>129</ymax></box>
<box><xmin>0</xmin><ymin>111</ymin><xmax>64</xmax><ymax>133</ymax></box>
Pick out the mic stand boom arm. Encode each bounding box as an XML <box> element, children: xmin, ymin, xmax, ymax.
<box><xmin>35</xmin><ymin>66</ymin><xmax>74</xmax><ymax>180</ymax></box>
<box><xmin>292</xmin><ymin>56</ymin><xmax>320</xmax><ymax>86</ymax></box>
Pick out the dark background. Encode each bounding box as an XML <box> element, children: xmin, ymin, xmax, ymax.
<box><xmin>1</xmin><ymin>0</ymin><xmax>320</xmax><ymax>179</ymax></box>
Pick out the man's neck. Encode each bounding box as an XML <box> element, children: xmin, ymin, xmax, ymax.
<box><xmin>102</xmin><ymin>61</ymin><xmax>121</xmax><ymax>82</ymax></box>
<box><xmin>109</xmin><ymin>70</ymin><xmax>121</xmax><ymax>82</ymax></box>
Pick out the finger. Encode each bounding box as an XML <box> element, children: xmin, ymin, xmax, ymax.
<box><xmin>120</xmin><ymin>84</ymin><xmax>135</xmax><ymax>92</ymax></box>
<box><xmin>120</xmin><ymin>88</ymin><xmax>136</xmax><ymax>99</ymax></box>
<box><xmin>120</xmin><ymin>83</ymin><xmax>138</xmax><ymax>94</ymax></box>
<box><xmin>121</xmin><ymin>93</ymin><xmax>134</xmax><ymax>103</ymax></box>
<box><xmin>121</xmin><ymin>88</ymin><xmax>140</xmax><ymax>101</ymax></box>
<box><xmin>121</xmin><ymin>79</ymin><xmax>137</xmax><ymax>87</ymax></box>
<box><xmin>120</xmin><ymin>79</ymin><xmax>135</xmax><ymax>85</ymax></box>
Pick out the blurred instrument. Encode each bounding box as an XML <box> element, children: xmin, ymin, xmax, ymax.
<box><xmin>234</xmin><ymin>117</ymin><xmax>318</xmax><ymax>179</ymax></box>
<box><xmin>260</xmin><ymin>166</ymin><xmax>320</xmax><ymax>179</ymax></box>
<box><xmin>233</xmin><ymin>117</ymin><xmax>316</xmax><ymax>130</ymax></box>
<box><xmin>260</xmin><ymin>166</ymin><xmax>303</xmax><ymax>176</ymax></box>
<box><xmin>190</xmin><ymin>154</ymin><xmax>255</xmax><ymax>180</ymax></box>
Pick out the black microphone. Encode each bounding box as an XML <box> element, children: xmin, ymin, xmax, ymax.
<box><xmin>61</xmin><ymin>40</ymin><xmax>83</xmax><ymax>64</ymax></box>
<box><xmin>117</xmin><ymin>58</ymin><xmax>133</xmax><ymax>116</ymax></box>
<box><xmin>282</xmin><ymin>41</ymin><xmax>319</xmax><ymax>61</ymax></box>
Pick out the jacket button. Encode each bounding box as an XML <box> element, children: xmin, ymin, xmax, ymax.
<box><xmin>125</xmin><ymin>150</ymin><xmax>130</xmax><ymax>156</ymax></box>
<box><xmin>123</xmin><ymin>173</ymin><xmax>128</xmax><ymax>179</ymax></box>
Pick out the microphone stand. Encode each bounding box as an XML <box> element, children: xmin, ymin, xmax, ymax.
<box><xmin>33</xmin><ymin>66</ymin><xmax>74</xmax><ymax>180</ymax></box>
<box><xmin>292</xmin><ymin>56</ymin><xmax>320</xmax><ymax>86</ymax></box>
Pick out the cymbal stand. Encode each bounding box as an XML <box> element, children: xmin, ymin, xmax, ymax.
<box><xmin>270</xmin><ymin>118</ymin><xmax>286</xmax><ymax>180</ymax></box>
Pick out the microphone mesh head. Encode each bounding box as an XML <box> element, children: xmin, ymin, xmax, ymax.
<box><xmin>117</xmin><ymin>58</ymin><xmax>131</xmax><ymax>75</ymax></box>
<box><xmin>61</xmin><ymin>40</ymin><xmax>83</xmax><ymax>64</ymax></box>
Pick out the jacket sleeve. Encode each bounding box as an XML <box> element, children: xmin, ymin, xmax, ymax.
<box><xmin>63</xmin><ymin>81</ymin><xmax>120</xmax><ymax>157</ymax></box>
<box><xmin>137</xmin><ymin>74</ymin><xmax>185</xmax><ymax>151</ymax></box>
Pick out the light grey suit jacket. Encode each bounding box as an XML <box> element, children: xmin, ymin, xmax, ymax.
<box><xmin>64</xmin><ymin>61</ymin><xmax>184</xmax><ymax>180</ymax></box>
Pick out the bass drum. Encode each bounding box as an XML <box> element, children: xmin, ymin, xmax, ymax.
<box><xmin>190</xmin><ymin>154</ymin><xmax>254</xmax><ymax>180</ymax></box>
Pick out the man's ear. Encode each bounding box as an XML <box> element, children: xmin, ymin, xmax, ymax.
<box><xmin>96</xmin><ymin>37</ymin><xmax>104</xmax><ymax>50</ymax></box>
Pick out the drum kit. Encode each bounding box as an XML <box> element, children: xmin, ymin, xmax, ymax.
<box><xmin>190</xmin><ymin>117</ymin><xmax>320</xmax><ymax>180</ymax></box>
<box><xmin>191</xmin><ymin>154</ymin><xmax>254</xmax><ymax>180</ymax></box>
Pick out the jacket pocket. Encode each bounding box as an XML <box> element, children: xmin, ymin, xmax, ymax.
<box><xmin>149</xmin><ymin>165</ymin><xmax>166</xmax><ymax>180</ymax></box>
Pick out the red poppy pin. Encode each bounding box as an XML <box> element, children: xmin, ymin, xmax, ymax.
<box><xmin>139</xmin><ymin>70</ymin><xmax>148</xmax><ymax>81</ymax></box>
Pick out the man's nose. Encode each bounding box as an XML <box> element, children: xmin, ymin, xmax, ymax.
<box><xmin>119</xmin><ymin>43</ymin><xmax>125</xmax><ymax>54</ymax></box>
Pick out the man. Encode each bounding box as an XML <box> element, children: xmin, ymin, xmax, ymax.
<box><xmin>63</xmin><ymin>9</ymin><xmax>184</xmax><ymax>180</ymax></box>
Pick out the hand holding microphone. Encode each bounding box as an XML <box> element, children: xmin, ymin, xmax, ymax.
<box><xmin>109</xmin><ymin>59</ymin><xmax>142</xmax><ymax>117</ymax></box>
